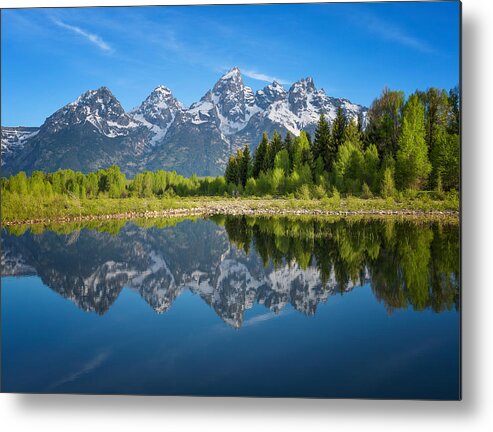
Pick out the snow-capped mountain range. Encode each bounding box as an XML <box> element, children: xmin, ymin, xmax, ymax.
<box><xmin>1</xmin><ymin>67</ymin><xmax>367</xmax><ymax>176</ymax></box>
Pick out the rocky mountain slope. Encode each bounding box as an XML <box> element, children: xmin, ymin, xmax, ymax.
<box><xmin>2</xmin><ymin>68</ymin><xmax>368</xmax><ymax>177</ymax></box>
<box><xmin>1</xmin><ymin>126</ymin><xmax>40</xmax><ymax>167</ymax></box>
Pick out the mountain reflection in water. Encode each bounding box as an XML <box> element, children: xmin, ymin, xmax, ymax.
<box><xmin>2</xmin><ymin>216</ymin><xmax>460</xmax><ymax>329</ymax></box>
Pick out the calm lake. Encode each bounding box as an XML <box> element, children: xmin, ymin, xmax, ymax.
<box><xmin>1</xmin><ymin>216</ymin><xmax>460</xmax><ymax>399</ymax></box>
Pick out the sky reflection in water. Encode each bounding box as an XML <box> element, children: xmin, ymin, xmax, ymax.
<box><xmin>1</xmin><ymin>216</ymin><xmax>460</xmax><ymax>399</ymax></box>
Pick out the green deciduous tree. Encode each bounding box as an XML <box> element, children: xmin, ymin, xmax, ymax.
<box><xmin>363</xmin><ymin>144</ymin><xmax>380</xmax><ymax>193</ymax></box>
<box><xmin>365</xmin><ymin>87</ymin><xmax>405</xmax><ymax>157</ymax></box>
<box><xmin>417</xmin><ymin>88</ymin><xmax>449</xmax><ymax>188</ymax></box>
<box><xmin>333</xmin><ymin>141</ymin><xmax>364</xmax><ymax>193</ymax></box>
<box><xmin>274</xmin><ymin>149</ymin><xmax>290</xmax><ymax>174</ymax></box>
<box><xmin>10</xmin><ymin>172</ymin><xmax>29</xmax><ymax>195</ymax></box>
<box><xmin>447</xmin><ymin>86</ymin><xmax>460</xmax><ymax>135</ymax></box>
<box><xmin>86</xmin><ymin>172</ymin><xmax>99</xmax><ymax>198</ymax></box>
<box><xmin>381</xmin><ymin>167</ymin><xmax>396</xmax><ymax>198</ymax></box>
<box><xmin>395</xmin><ymin>95</ymin><xmax>431</xmax><ymax>190</ymax></box>
<box><xmin>433</xmin><ymin>132</ymin><xmax>460</xmax><ymax>191</ymax></box>
<box><xmin>264</xmin><ymin>130</ymin><xmax>283</xmax><ymax>171</ymax></box>
<box><xmin>292</xmin><ymin>131</ymin><xmax>312</xmax><ymax>171</ymax></box>
<box><xmin>283</xmin><ymin>132</ymin><xmax>294</xmax><ymax>170</ymax></box>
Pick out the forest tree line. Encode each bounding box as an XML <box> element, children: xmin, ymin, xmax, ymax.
<box><xmin>225</xmin><ymin>86</ymin><xmax>460</xmax><ymax>198</ymax></box>
<box><xmin>1</xmin><ymin>165</ymin><xmax>229</xmax><ymax>199</ymax></box>
<box><xmin>1</xmin><ymin>86</ymin><xmax>459</xmax><ymax>201</ymax></box>
<box><xmin>220</xmin><ymin>216</ymin><xmax>459</xmax><ymax>313</ymax></box>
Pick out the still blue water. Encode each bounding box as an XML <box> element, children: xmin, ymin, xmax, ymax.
<box><xmin>1</xmin><ymin>216</ymin><xmax>460</xmax><ymax>399</ymax></box>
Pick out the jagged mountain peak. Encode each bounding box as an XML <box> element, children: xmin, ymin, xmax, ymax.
<box><xmin>74</xmin><ymin>86</ymin><xmax>118</xmax><ymax>105</ymax></box>
<box><xmin>187</xmin><ymin>67</ymin><xmax>260</xmax><ymax>136</ymax></box>
<box><xmin>42</xmin><ymin>86</ymin><xmax>138</xmax><ymax>138</ymax></box>
<box><xmin>66</xmin><ymin>86</ymin><xmax>125</xmax><ymax>117</ymax></box>
<box><xmin>289</xmin><ymin>77</ymin><xmax>316</xmax><ymax>94</ymax></box>
<box><xmin>286</xmin><ymin>76</ymin><xmax>330</xmax><ymax>127</ymax></box>
<box><xmin>97</xmin><ymin>85</ymin><xmax>111</xmax><ymax>93</ymax></box>
<box><xmin>131</xmin><ymin>85</ymin><xmax>184</xmax><ymax>147</ymax></box>
<box><xmin>219</xmin><ymin>66</ymin><xmax>242</xmax><ymax>81</ymax></box>
<box><xmin>143</xmin><ymin>85</ymin><xmax>183</xmax><ymax>106</ymax></box>
<box><xmin>264</xmin><ymin>80</ymin><xmax>287</xmax><ymax>94</ymax></box>
<box><xmin>145</xmin><ymin>86</ymin><xmax>172</xmax><ymax>101</ymax></box>
<box><xmin>256</xmin><ymin>81</ymin><xmax>287</xmax><ymax>109</ymax></box>
<box><xmin>154</xmin><ymin>84</ymin><xmax>172</xmax><ymax>93</ymax></box>
<box><xmin>135</xmin><ymin>85</ymin><xmax>184</xmax><ymax>112</ymax></box>
<box><xmin>212</xmin><ymin>67</ymin><xmax>245</xmax><ymax>95</ymax></box>
<box><xmin>271</xmin><ymin>80</ymin><xmax>285</xmax><ymax>88</ymax></box>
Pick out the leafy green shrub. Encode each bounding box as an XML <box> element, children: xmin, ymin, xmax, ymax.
<box><xmin>244</xmin><ymin>177</ymin><xmax>257</xmax><ymax>196</ymax></box>
<box><xmin>329</xmin><ymin>186</ymin><xmax>341</xmax><ymax>206</ymax></box>
<box><xmin>381</xmin><ymin>167</ymin><xmax>396</xmax><ymax>199</ymax></box>
<box><xmin>311</xmin><ymin>183</ymin><xmax>327</xmax><ymax>200</ymax></box>
<box><xmin>295</xmin><ymin>184</ymin><xmax>311</xmax><ymax>200</ymax></box>
<box><xmin>361</xmin><ymin>182</ymin><xmax>373</xmax><ymax>199</ymax></box>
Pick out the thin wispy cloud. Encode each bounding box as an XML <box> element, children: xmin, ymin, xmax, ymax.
<box><xmin>242</xmin><ymin>310</ymin><xmax>291</xmax><ymax>327</ymax></box>
<box><xmin>52</xmin><ymin>18</ymin><xmax>112</xmax><ymax>53</ymax></box>
<box><xmin>359</xmin><ymin>13</ymin><xmax>434</xmax><ymax>54</ymax></box>
<box><xmin>59</xmin><ymin>12</ymin><xmax>289</xmax><ymax>87</ymax></box>
<box><xmin>48</xmin><ymin>351</ymin><xmax>110</xmax><ymax>390</ymax></box>
<box><xmin>242</xmin><ymin>69</ymin><xmax>289</xmax><ymax>85</ymax></box>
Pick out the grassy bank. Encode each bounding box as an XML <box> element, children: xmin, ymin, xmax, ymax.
<box><xmin>1</xmin><ymin>192</ymin><xmax>459</xmax><ymax>225</ymax></box>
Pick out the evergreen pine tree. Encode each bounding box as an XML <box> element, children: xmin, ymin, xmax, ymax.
<box><xmin>225</xmin><ymin>155</ymin><xmax>239</xmax><ymax>185</ymax></box>
<box><xmin>283</xmin><ymin>132</ymin><xmax>294</xmax><ymax>173</ymax></box>
<box><xmin>239</xmin><ymin>145</ymin><xmax>253</xmax><ymax>187</ymax></box>
<box><xmin>283</xmin><ymin>131</ymin><xmax>292</xmax><ymax>150</ymax></box>
<box><xmin>270</xmin><ymin>130</ymin><xmax>283</xmax><ymax>164</ymax></box>
<box><xmin>343</xmin><ymin>118</ymin><xmax>362</xmax><ymax>148</ymax></box>
<box><xmin>253</xmin><ymin>133</ymin><xmax>268</xmax><ymax>178</ymax></box>
<box><xmin>331</xmin><ymin>106</ymin><xmax>348</xmax><ymax>152</ymax></box>
<box><xmin>313</xmin><ymin>113</ymin><xmax>333</xmax><ymax>172</ymax></box>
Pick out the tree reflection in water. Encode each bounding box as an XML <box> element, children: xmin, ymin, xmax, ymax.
<box><xmin>2</xmin><ymin>215</ymin><xmax>459</xmax><ymax>327</ymax></box>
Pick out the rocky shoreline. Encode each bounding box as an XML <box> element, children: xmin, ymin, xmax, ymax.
<box><xmin>2</xmin><ymin>203</ymin><xmax>459</xmax><ymax>226</ymax></box>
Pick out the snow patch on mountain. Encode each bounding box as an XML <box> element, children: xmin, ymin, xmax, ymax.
<box><xmin>1</xmin><ymin>127</ymin><xmax>39</xmax><ymax>165</ymax></box>
<box><xmin>130</xmin><ymin>85</ymin><xmax>185</xmax><ymax>147</ymax></box>
<box><xmin>43</xmin><ymin>86</ymin><xmax>142</xmax><ymax>139</ymax></box>
<box><xmin>265</xmin><ymin>100</ymin><xmax>301</xmax><ymax>135</ymax></box>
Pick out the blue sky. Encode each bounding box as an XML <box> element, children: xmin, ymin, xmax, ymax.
<box><xmin>2</xmin><ymin>2</ymin><xmax>460</xmax><ymax>127</ymax></box>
